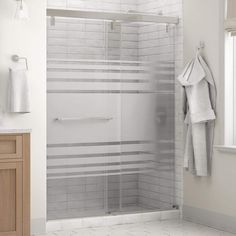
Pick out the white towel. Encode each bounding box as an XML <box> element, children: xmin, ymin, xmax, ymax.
<box><xmin>7</xmin><ymin>68</ymin><xmax>30</xmax><ymax>113</ymax></box>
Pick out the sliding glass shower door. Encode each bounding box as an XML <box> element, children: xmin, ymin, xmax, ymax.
<box><xmin>47</xmin><ymin>18</ymin><xmax>120</xmax><ymax>219</ymax></box>
<box><xmin>47</xmin><ymin>16</ymin><xmax>176</xmax><ymax>220</ymax></box>
<box><xmin>119</xmin><ymin>21</ymin><xmax>176</xmax><ymax>213</ymax></box>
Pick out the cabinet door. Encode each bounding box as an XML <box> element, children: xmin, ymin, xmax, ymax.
<box><xmin>0</xmin><ymin>162</ymin><xmax>23</xmax><ymax>236</ymax></box>
<box><xmin>0</xmin><ymin>136</ymin><xmax>23</xmax><ymax>159</ymax></box>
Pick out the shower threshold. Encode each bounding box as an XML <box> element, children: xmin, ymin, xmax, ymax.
<box><xmin>47</xmin><ymin>209</ymin><xmax>180</xmax><ymax>232</ymax></box>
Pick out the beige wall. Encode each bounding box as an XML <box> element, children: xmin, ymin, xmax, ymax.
<box><xmin>183</xmin><ymin>0</ymin><xmax>236</xmax><ymax>218</ymax></box>
<box><xmin>228</xmin><ymin>0</ymin><xmax>236</xmax><ymax>18</ymax></box>
<box><xmin>0</xmin><ymin>0</ymin><xmax>47</xmax><ymax>233</ymax></box>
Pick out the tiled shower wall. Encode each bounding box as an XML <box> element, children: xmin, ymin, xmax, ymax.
<box><xmin>48</xmin><ymin>0</ymin><xmax>138</xmax><ymax>12</ymax></box>
<box><xmin>47</xmin><ymin>0</ymin><xmax>183</xmax><ymax>220</ymax></box>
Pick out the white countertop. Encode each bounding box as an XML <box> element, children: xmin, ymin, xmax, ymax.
<box><xmin>0</xmin><ymin>128</ymin><xmax>32</xmax><ymax>134</ymax></box>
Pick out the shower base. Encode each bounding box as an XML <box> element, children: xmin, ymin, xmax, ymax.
<box><xmin>48</xmin><ymin>205</ymin><xmax>158</xmax><ymax>221</ymax></box>
<box><xmin>47</xmin><ymin>209</ymin><xmax>180</xmax><ymax>232</ymax></box>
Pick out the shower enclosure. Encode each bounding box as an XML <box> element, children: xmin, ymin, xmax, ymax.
<box><xmin>46</xmin><ymin>4</ymin><xmax>179</xmax><ymax>221</ymax></box>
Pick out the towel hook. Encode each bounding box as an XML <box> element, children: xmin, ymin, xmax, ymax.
<box><xmin>11</xmin><ymin>54</ymin><xmax>28</xmax><ymax>70</ymax></box>
<box><xmin>197</xmin><ymin>41</ymin><xmax>205</xmax><ymax>51</ymax></box>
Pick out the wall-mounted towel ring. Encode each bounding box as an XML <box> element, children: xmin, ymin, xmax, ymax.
<box><xmin>11</xmin><ymin>54</ymin><xmax>28</xmax><ymax>70</ymax></box>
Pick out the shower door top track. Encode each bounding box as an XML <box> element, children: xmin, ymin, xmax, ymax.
<box><xmin>47</xmin><ymin>8</ymin><xmax>179</xmax><ymax>24</ymax></box>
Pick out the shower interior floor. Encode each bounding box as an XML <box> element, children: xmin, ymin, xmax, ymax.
<box><xmin>47</xmin><ymin>205</ymin><xmax>165</xmax><ymax>220</ymax></box>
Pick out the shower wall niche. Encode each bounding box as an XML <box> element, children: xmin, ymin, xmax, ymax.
<box><xmin>47</xmin><ymin>0</ymin><xmax>182</xmax><ymax>220</ymax></box>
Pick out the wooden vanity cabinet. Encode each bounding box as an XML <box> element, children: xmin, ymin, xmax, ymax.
<box><xmin>0</xmin><ymin>134</ymin><xmax>30</xmax><ymax>236</ymax></box>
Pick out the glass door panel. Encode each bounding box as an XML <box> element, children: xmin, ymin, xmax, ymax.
<box><xmin>119</xmin><ymin>22</ymin><xmax>176</xmax><ymax>213</ymax></box>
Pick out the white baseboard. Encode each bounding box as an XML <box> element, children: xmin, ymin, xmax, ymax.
<box><xmin>183</xmin><ymin>205</ymin><xmax>236</xmax><ymax>234</ymax></box>
<box><xmin>31</xmin><ymin>218</ymin><xmax>46</xmax><ymax>235</ymax></box>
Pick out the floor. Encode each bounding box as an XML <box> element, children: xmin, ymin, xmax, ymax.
<box><xmin>37</xmin><ymin>219</ymin><xmax>236</xmax><ymax>236</ymax></box>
